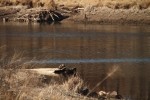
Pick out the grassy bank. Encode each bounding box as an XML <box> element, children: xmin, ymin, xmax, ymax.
<box><xmin>0</xmin><ymin>50</ymin><xmax>88</xmax><ymax>100</ymax></box>
<box><xmin>0</xmin><ymin>70</ymin><xmax>87</xmax><ymax>100</ymax></box>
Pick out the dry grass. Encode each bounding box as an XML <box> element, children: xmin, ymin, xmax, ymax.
<box><xmin>55</xmin><ymin>0</ymin><xmax>150</xmax><ymax>9</ymax></box>
<box><xmin>0</xmin><ymin>71</ymin><xmax>85</xmax><ymax>100</ymax></box>
<box><xmin>0</xmin><ymin>48</ymin><xmax>93</xmax><ymax>100</ymax></box>
<box><xmin>0</xmin><ymin>69</ymin><xmax>90</xmax><ymax>100</ymax></box>
<box><xmin>100</xmin><ymin>0</ymin><xmax>150</xmax><ymax>9</ymax></box>
<box><xmin>0</xmin><ymin>0</ymin><xmax>56</xmax><ymax>10</ymax></box>
<box><xmin>0</xmin><ymin>0</ymin><xmax>149</xmax><ymax>9</ymax></box>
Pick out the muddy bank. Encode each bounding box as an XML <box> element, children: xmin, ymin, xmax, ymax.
<box><xmin>0</xmin><ymin>5</ymin><xmax>150</xmax><ymax>25</ymax></box>
<box><xmin>67</xmin><ymin>6</ymin><xmax>150</xmax><ymax>25</ymax></box>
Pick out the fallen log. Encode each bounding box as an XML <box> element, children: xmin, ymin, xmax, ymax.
<box><xmin>27</xmin><ymin>68</ymin><xmax>59</xmax><ymax>76</ymax></box>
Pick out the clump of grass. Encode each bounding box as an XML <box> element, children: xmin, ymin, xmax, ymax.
<box><xmin>42</xmin><ymin>0</ymin><xmax>56</xmax><ymax>10</ymax></box>
<box><xmin>0</xmin><ymin>0</ymin><xmax>13</xmax><ymax>6</ymax></box>
<box><xmin>24</xmin><ymin>76</ymin><xmax>88</xmax><ymax>100</ymax></box>
<box><xmin>137</xmin><ymin>1</ymin><xmax>150</xmax><ymax>9</ymax></box>
<box><xmin>0</xmin><ymin>0</ymin><xmax>56</xmax><ymax>10</ymax></box>
<box><xmin>0</xmin><ymin>49</ymin><xmax>33</xmax><ymax>99</ymax></box>
<box><xmin>62</xmin><ymin>76</ymin><xmax>84</xmax><ymax>93</ymax></box>
<box><xmin>103</xmin><ymin>1</ymin><xmax>134</xmax><ymax>9</ymax></box>
<box><xmin>99</xmin><ymin>0</ymin><xmax>150</xmax><ymax>9</ymax></box>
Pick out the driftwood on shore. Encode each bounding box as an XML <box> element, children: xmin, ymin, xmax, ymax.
<box><xmin>14</xmin><ymin>10</ymin><xmax>66</xmax><ymax>23</ymax></box>
<box><xmin>0</xmin><ymin>5</ymin><xmax>83</xmax><ymax>23</ymax></box>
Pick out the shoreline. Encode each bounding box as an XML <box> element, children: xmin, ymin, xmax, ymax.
<box><xmin>66</xmin><ymin>6</ymin><xmax>150</xmax><ymax>25</ymax></box>
<box><xmin>0</xmin><ymin>6</ymin><xmax>150</xmax><ymax>25</ymax></box>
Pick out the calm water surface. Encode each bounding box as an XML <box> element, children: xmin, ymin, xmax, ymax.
<box><xmin>0</xmin><ymin>22</ymin><xmax>150</xmax><ymax>100</ymax></box>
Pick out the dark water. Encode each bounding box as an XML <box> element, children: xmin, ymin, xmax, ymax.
<box><xmin>0</xmin><ymin>22</ymin><xmax>150</xmax><ymax>100</ymax></box>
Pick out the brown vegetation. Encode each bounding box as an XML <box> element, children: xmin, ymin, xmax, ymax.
<box><xmin>0</xmin><ymin>49</ymin><xmax>87</xmax><ymax>100</ymax></box>
<box><xmin>100</xmin><ymin>0</ymin><xmax>150</xmax><ymax>9</ymax></box>
<box><xmin>54</xmin><ymin>0</ymin><xmax>150</xmax><ymax>9</ymax></box>
<box><xmin>0</xmin><ymin>69</ymin><xmax>88</xmax><ymax>100</ymax></box>
<box><xmin>0</xmin><ymin>0</ymin><xmax>56</xmax><ymax>9</ymax></box>
<box><xmin>0</xmin><ymin>0</ymin><xmax>150</xmax><ymax>9</ymax></box>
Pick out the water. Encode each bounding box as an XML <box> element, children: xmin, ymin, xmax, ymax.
<box><xmin>0</xmin><ymin>22</ymin><xmax>150</xmax><ymax>100</ymax></box>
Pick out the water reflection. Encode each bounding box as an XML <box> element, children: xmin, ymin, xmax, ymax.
<box><xmin>0</xmin><ymin>22</ymin><xmax>150</xmax><ymax>100</ymax></box>
<box><xmin>29</xmin><ymin>58</ymin><xmax>150</xmax><ymax>64</ymax></box>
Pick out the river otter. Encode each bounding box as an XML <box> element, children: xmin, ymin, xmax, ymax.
<box><xmin>64</xmin><ymin>67</ymin><xmax>76</xmax><ymax>76</ymax></box>
<box><xmin>54</xmin><ymin>67</ymin><xmax>66</xmax><ymax>74</ymax></box>
<box><xmin>54</xmin><ymin>64</ymin><xmax>76</xmax><ymax>77</ymax></box>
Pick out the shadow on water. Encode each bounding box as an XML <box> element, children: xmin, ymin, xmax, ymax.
<box><xmin>0</xmin><ymin>22</ymin><xmax>150</xmax><ymax>99</ymax></box>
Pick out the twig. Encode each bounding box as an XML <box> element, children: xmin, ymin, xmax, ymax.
<box><xmin>87</xmin><ymin>66</ymin><xmax>119</xmax><ymax>96</ymax></box>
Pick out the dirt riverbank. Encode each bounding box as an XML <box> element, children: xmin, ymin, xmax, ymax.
<box><xmin>67</xmin><ymin>6</ymin><xmax>150</xmax><ymax>25</ymax></box>
<box><xmin>0</xmin><ymin>0</ymin><xmax>150</xmax><ymax>25</ymax></box>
